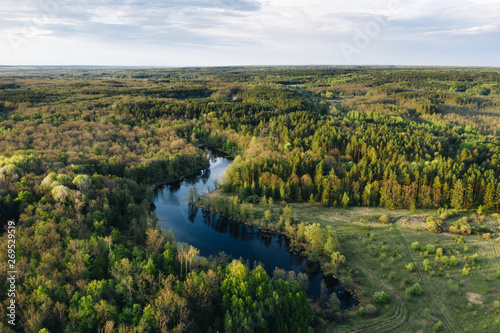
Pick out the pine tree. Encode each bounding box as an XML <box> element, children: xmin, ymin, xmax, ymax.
<box><xmin>483</xmin><ymin>183</ymin><xmax>496</xmax><ymax>210</ymax></box>
<box><xmin>341</xmin><ymin>192</ymin><xmax>350</xmax><ymax>208</ymax></box>
<box><xmin>451</xmin><ymin>179</ymin><xmax>464</xmax><ymax>209</ymax></box>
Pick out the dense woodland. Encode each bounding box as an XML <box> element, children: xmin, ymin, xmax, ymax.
<box><xmin>1</xmin><ymin>66</ymin><xmax>500</xmax><ymax>332</ymax></box>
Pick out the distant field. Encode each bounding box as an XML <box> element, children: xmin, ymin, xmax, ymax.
<box><xmin>294</xmin><ymin>205</ymin><xmax>500</xmax><ymax>332</ymax></box>
<box><xmin>202</xmin><ymin>191</ymin><xmax>500</xmax><ymax>332</ymax></box>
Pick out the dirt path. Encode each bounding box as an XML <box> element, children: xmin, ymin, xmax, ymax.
<box><xmin>347</xmin><ymin>257</ymin><xmax>409</xmax><ymax>333</ymax></box>
<box><xmin>393</xmin><ymin>217</ymin><xmax>459</xmax><ymax>333</ymax></box>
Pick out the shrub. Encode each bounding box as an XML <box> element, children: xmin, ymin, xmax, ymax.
<box><xmin>411</xmin><ymin>242</ymin><xmax>421</xmax><ymax>251</ymax></box>
<box><xmin>494</xmin><ymin>300</ymin><xmax>500</xmax><ymax>311</ymax></box>
<box><xmin>434</xmin><ymin>321</ymin><xmax>442</xmax><ymax>332</ymax></box>
<box><xmin>448</xmin><ymin>283</ymin><xmax>459</xmax><ymax>294</ymax></box>
<box><xmin>358</xmin><ymin>307</ymin><xmax>365</xmax><ymax>316</ymax></box>
<box><xmin>425</xmin><ymin>217</ymin><xmax>443</xmax><ymax>233</ymax></box>
<box><xmin>450</xmin><ymin>218</ymin><xmax>472</xmax><ymax>235</ymax></box>
<box><xmin>425</xmin><ymin>244</ymin><xmax>436</xmax><ymax>254</ymax></box>
<box><xmin>364</xmin><ymin>304</ymin><xmax>378</xmax><ymax>317</ymax></box>
<box><xmin>449</xmin><ymin>256</ymin><xmax>458</xmax><ymax>266</ymax></box>
<box><xmin>406</xmin><ymin>283</ymin><xmax>423</xmax><ymax>296</ymax></box>
<box><xmin>373</xmin><ymin>291</ymin><xmax>389</xmax><ymax>304</ymax></box>
<box><xmin>405</xmin><ymin>263</ymin><xmax>414</xmax><ymax>272</ymax></box>
<box><xmin>423</xmin><ymin>259</ymin><xmax>432</xmax><ymax>272</ymax></box>
<box><xmin>379</xmin><ymin>215</ymin><xmax>390</xmax><ymax>224</ymax></box>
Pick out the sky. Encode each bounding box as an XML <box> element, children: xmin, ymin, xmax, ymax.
<box><xmin>1</xmin><ymin>0</ymin><xmax>499</xmax><ymax>67</ymax></box>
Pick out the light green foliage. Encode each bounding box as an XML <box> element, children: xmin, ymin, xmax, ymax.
<box><xmin>56</xmin><ymin>174</ymin><xmax>73</xmax><ymax>186</ymax></box>
<box><xmin>51</xmin><ymin>185</ymin><xmax>70</xmax><ymax>202</ymax></box>
<box><xmin>406</xmin><ymin>283</ymin><xmax>423</xmax><ymax>296</ymax></box>
<box><xmin>73</xmin><ymin>174</ymin><xmax>92</xmax><ymax>192</ymax></box>
<box><xmin>304</xmin><ymin>223</ymin><xmax>324</xmax><ymax>253</ymax></box>
<box><xmin>5</xmin><ymin>67</ymin><xmax>500</xmax><ymax>333</ymax></box>
<box><xmin>373</xmin><ymin>291</ymin><xmax>389</xmax><ymax>304</ymax></box>
<box><xmin>379</xmin><ymin>215</ymin><xmax>390</xmax><ymax>223</ymax></box>
<box><xmin>221</xmin><ymin>260</ymin><xmax>313</xmax><ymax>333</ymax></box>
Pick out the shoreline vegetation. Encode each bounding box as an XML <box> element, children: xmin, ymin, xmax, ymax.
<box><xmin>192</xmin><ymin>188</ymin><xmax>361</xmax><ymax>301</ymax></box>
<box><xmin>196</xmin><ymin>190</ymin><xmax>500</xmax><ymax>332</ymax></box>
<box><xmin>1</xmin><ymin>66</ymin><xmax>500</xmax><ymax>332</ymax></box>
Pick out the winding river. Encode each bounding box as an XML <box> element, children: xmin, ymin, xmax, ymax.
<box><xmin>153</xmin><ymin>154</ymin><xmax>358</xmax><ymax>309</ymax></box>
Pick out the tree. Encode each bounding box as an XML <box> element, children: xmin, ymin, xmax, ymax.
<box><xmin>146</xmin><ymin>228</ymin><xmax>165</xmax><ymax>254</ymax></box>
<box><xmin>73</xmin><ymin>174</ymin><xmax>92</xmax><ymax>193</ymax></box>
<box><xmin>52</xmin><ymin>185</ymin><xmax>70</xmax><ymax>203</ymax></box>
<box><xmin>283</xmin><ymin>205</ymin><xmax>293</xmax><ymax>222</ymax></box>
<box><xmin>341</xmin><ymin>192</ymin><xmax>350</xmax><ymax>208</ymax></box>
<box><xmin>262</xmin><ymin>209</ymin><xmax>272</xmax><ymax>227</ymax></box>
<box><xmin>304</xmin><ymin>224</ymin><xmax>324</xmax><ymax>253</ymax></box>
<box><xmin>328</xmin><ymin>292</ymin><xmax>341</xmax><ymax>312</ymax></box>
<box><xmin>178</xmin><ymin>247</ymin><xmax>187</xmax><ymax>279</ymax></box>
<box><xmin>451</xmin><ymin>179</ymin><xmax>464</xmax><ymax>209</ymax></box>
<box><xmin>187</xmin><ymin>245</ymin><xmax>200</xmax><ymax>273</ymax></box>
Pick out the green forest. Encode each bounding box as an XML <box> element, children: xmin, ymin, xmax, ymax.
<box><xmin>1</xmin><ymin>66</ymin><xmax>500</xmax><ymax>332</ymax></box>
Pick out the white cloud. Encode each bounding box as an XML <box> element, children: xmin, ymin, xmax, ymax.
<box><xmin>0</xmin><ymin>0</ymin><xmax>498</xmax><ymax>65</ymax></box>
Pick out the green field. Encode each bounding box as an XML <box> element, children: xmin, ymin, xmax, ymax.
<box><xmin>201</xmin><ymin>191</ymin><xmax>500</xmax><ymax>332</ymax></box>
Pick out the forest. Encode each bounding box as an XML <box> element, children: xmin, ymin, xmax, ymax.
<box><xmin>1</xmin><ymin>66</ymin><xmax>500</xmax><ymax>332</ymax></box>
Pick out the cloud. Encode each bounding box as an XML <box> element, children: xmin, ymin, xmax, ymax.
<box><xmin>421</xmin><ymin>23</ymin><xmax>499</xmax><ymax>36</ymax></box>
<box><xmin>0</xmin><ymin>0</ymin><xmax>499</xmax><ymax>66</ymax></box>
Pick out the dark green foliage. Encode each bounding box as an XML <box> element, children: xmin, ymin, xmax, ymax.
<box><xmin>1</xmin><ymin>66</ymin><xmax>500</xmax><ymax>332</ymax></box>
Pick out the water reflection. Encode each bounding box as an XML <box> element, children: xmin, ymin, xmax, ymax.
<box><xmin>153</xmin><ymin>154</ymin><xmax>358</xmax><ymax>309</ymax></box>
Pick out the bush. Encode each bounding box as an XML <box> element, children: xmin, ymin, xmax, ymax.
<box><xmin>434</xmin><ymin>321</ymin><xmax>442</xmax><ymax>332</ymax></box>
<box><xmin>449</xmin><ymin>256</ymin><xmax>458</xmax><ymax>266</ymax></box>
<box><xmin>411</xmin><ymin>241</ymin><xmax>421</xmax><ymax>251</ymax></box>
<box><xmin>423</xmin><ymin>259</ymin><xmax>432</xmax><ymax>272</ymax></box>
<box><xmin>379</xmin><ymin>215</ymin><xmax>390</xmax><ymax>223</ymax></box>
<box><xmin>406</xmin><ymin>283</ymin><xmax>423</xmax><ymax>296</ymax></box>
<box><xmin>405</xmin><ymin>263</ymin><xmax>414</xmax><ymax>272</ymax></box>
<box><xmin>425</xmin><ymin>244</ymin><xmax>436</xmax><ymax>254</ymax></box>
<box><xmin>373</xmin><ymin>291</ymin><xmax>389</xmax><ymax>304</ymax></box>
<box><xmin>358</xmin><ymin>307</ymin><xmax>365</xmax><ymax>316</ymax></box>
<box><xmin>364</xmin><ymin>304</ymin><xmax>378</xmax><ymax>317</ymax></box>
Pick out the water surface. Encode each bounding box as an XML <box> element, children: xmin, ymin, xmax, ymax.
<box><xmin>153</xmin><ymin>154</ymin><xmax>358</xmax><ymax>308</ymax></box>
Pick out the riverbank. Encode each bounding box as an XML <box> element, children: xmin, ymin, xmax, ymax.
<box><xmin>194</xmin><ymin>190</ymin><xmax>360</xmax><ymax>303</ymax></box>
<box><xmin>194</xmin><ymin>191</ymin><xmax>500</xmax><ymax>332</ymax></box>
